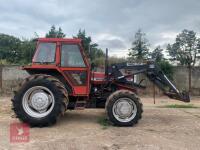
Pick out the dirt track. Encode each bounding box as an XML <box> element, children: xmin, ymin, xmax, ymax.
<box><xmin>0</xmin><ymin>96</ymin><xmax>200</xmax><ymax>150</ymax></box>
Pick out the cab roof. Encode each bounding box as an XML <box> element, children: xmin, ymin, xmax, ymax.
<box><xmin>37</xmin><ymin>38</ymin><xmax>82</xmax><ymax>43</ymax></box>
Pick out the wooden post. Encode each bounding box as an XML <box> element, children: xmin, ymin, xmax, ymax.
<box><xmin>188</xmin><ymin>65</ymin><xmax>191</xmax><ymax>94</ymax></box>
<box><xmin>0</xmin><ymin>65</ymin><xmax>2</xmax><ymax>90</ymax></box>
<box><xmin>153</xmin><ymin>83</ymin><xmax>155</xmax><ymax>104</ymax></box>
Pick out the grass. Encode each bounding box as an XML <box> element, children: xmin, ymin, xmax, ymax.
<box><xmin>159</xmin><ymin>104</ymin><xmax>199</xmax><ymax>108</ymax></box>
<box><xmin>97</xmin><ymin>117</ymin><xmax>111</xmax><ymax>129</ymax></box>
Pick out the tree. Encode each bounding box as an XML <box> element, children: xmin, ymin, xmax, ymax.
<box><xmin>73</xmin><ymin>29</ymin><xmax>105</xmax><ymax>64</ymax></box>
<box><xmin>150</xmin><ymin>46</ymin><xmax>174</xmax><ymax>79</ymax></box>
<box><xmin>57</xmin><ymin>27</ymin><xmax>66</xmax><ymax>38</ymax></box>
<box><xmin>150</xmin><ymin>46</ymin><xmax>164</xmax><ymax>62</ymax></box>
<box><xmin>0</xmin><ymin>34</ymin><xmax>21</xmax><ymax>63</ymax></box>
<box><xmin>45</xmin><ymin>25</ymin><xmax>66</xmax><ymax>38</ymax></box>
<box><xmin>19</xmin><ymin>39</ymin><xmax>36</xmax><ymax>64</ymax></box>
<box><xmin>128</xmin><ymin>29</ymin><xmax>150</xmax><ymax>62</ymax></box>
<box><xmin>74</xmin><ymin>29</ymin><xmax>96</xmax><ymax>55</ymax></box>
<box><xmin>167</xmin><ymin>29</ymin><xmax>200</xmax><ymax>92</ymax></box>
<box><xmin>157</xmin><ymin>60</ymin><xmax>174</xmax><ymax>80</ymax></box>
<box><xmin>0</xmin><ymin>34</ymin><xmax>37</xmax><ymax>64</ymax></box>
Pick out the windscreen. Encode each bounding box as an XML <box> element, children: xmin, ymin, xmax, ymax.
<box><xmin>33</xmin><ymin>42</ymin><xmax>56</xmax><ymax>63</ymax></box>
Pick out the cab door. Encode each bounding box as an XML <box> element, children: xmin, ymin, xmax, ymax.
<box><xmin>59</xmin><ymin>43</ymin><xmax>90</xmax><ymax>96</ymax></box>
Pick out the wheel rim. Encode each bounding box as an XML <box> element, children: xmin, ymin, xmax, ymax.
<box><xmin>112</xmin><ymin>98</ymin><xmax>137</xmax><ymax>122</ymax></box>
<box><xmin>22</xmin><ymin>86</ymin><xmax>55</xmax><ymax>118</ymax></box>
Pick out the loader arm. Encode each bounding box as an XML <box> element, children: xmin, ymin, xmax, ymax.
<box><xmin>110</xmin><ymin>61</ymin><xmax>190</xmax><ymax>102</ymax></box>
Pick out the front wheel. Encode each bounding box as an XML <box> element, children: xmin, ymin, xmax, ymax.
<box><xmin>106</xmin><ymin>90</ymin><xmax>143</xmax><ymax>126</ymax></box>
<box><xmin>12</xmin><ymin>74</ymin><xmax>68</xmax><ymax>127</ymax></box>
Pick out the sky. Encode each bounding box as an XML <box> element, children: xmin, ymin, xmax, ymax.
<box><xmin>0</xmin><ymin>0</ymin><xmax>200</xmax><ymax>56</ymax></box>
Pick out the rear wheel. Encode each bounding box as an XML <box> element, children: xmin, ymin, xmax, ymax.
<box><xmin>12</xmin><ymin>74</ymin><xmax>68</xmax><ymax>127</ymax></box>
<box><xmin>106</xmin><ymin>90</ymin><xmax>143</xmax><ymax>126</ymax></box>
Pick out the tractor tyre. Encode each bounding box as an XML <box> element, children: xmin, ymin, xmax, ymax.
<box><xmin>11</xmin><ymin>74</ymin><xmax>68</xmax><ymax>127</ymax></box>
<box><xmin>106</xmin><ymin>90</ymin><xmax>143</xmax><ymax>126</ymax></box>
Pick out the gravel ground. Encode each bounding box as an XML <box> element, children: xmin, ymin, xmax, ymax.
<box><xmin>0</xmin><ymin>96</ymin><xmax>200</xmax><ymax>150</ymax></box>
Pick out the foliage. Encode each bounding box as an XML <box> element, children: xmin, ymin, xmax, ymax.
<box><xmin>93</xmin><ymin>57</ymin><xmax>105</xmax><ymax>67</ymax></box>
<box><xmin>19</xmin><ymin>39</ymin><xmax>36</xmax><ymax>64</ymax></box>
<box><xmin>0</xmin><ymin>34</ymin><xmax>21</xmax><ymax>63</ymax></box>
<box><xmin>0</xmin><ymin>59</ymin><xmax>10</xmax><ymax>65</ymax></box>
<box><xmin>109</xmin><ymin>56</ymin><xmax>126</xmax><ymax>65</ymax></box>
<box><xmin>92</xmin><ymin>56</ymin><xmax>127</xmax><ymax>68</ymax></box>
<box><xmin>90</xmin><ymin>48</ymin><xmax>105</xmax><ymax>63</ymax></box>
<box><xmin>167</xmin><ymin>29</ymin><xmax>200</xmax><ymax>66</ymax></box>
<box><xmin>157</xmin><ymin>60</ymin><xmax>174</xmax><ymax>80</ymax></box>
<box><xmin>97</xmin><ymin>117</ymin><xmax>110</xmax><ymax>129</ymax></box>
<box><xmin>73</xmin><ymin>29</ymin><xmax>105</xmax><ymax>64</ymax></box>
<box><xmin>128</xmin><ymin>29</ymin><xmax>150</xmax><ymax>62</ymax></box>
<box><xmin>1</xmin><ymin>26</ymin><xmax>199</xmax><ymax>74</ymax></box>
<box><xmin>150</xmin><ymin>46</ymin><xmax>164</xmax><ymax>62</ymax></box>
<box><xmin>74</xmin><ymin>29</ymin><xmax>97</xmax><ymax>56</ymax></box>
<box><xmin>167</xmin><ymin>29</ymin><xmax>200</xmax><ymax>91</ymax></box>
<box><xmin>160</xmin><ymin>104</ymin><xmax>198</xmax><ymax>108</ymax></box>
<box><xmin>45</xmin><ymin>25</ymin><xmax>66</xmax><ymax>38</ymax></box>
<box><xmin>0</xmin><ymin>34</ymin><xmax>36</xmax><ymax>64</ymax></box>
<box><xmin>149</xmin><ymin>45</ymin><xmax>174</xmax><ymax>80</ymax></box>
<box><xmin>0</xmin><ymin>28</ymin><xmax>105</xmax><ymax>65</ymax></box>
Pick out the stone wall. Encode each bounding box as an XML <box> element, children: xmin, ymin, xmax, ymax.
<box><xmin>173</xmin><ymin>66</ymin><xmax>200</xmax><ymax>95</ymax></box>
<box><xmin>0</xmin><ymin>65</ymin><xmax>200</xmax><ymax>96</ymax></box>
<box><xmin>136</xmin><ymin>66</ymin><xmax>200</xmax><ymax>96</ymax></box>
<box><xmin>0</xmin><ymin>65</ymin><xmax>28</xmax><ymax>95</ymax></box>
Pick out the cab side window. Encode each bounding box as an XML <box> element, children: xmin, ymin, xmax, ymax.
<box><xmin>61</xmin><ymin>44</ymin><xmax>85</xmax><ymax>67</ymax></box>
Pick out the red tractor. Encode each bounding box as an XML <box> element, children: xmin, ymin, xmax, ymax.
<box><xmin>12</xmin><ymin>38</ymin><xmax>190</xmax><ymax>127</ymax></box>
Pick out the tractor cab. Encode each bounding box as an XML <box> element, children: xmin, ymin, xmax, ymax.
<box><xmin>23</xmin><ymin>38</ymin><xmax>91</xmax><ymax>96</ymax></box>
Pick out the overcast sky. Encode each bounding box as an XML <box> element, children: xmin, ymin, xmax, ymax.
<box><xmin>0</xmin><ymin>0</ymin><xmax>200</xmax><ymax>56</ymax></box>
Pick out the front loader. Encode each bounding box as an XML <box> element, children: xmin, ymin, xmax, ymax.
<box><xmin>12</xmin><ymin>38</ymin><xmax>190</xmax><ymax>127</ymax></box>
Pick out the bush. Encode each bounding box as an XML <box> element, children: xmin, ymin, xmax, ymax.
<box><xmin>157</xmin><ymin>60</ymin><xmax>174</xmax><ymax>80</ymax></box>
